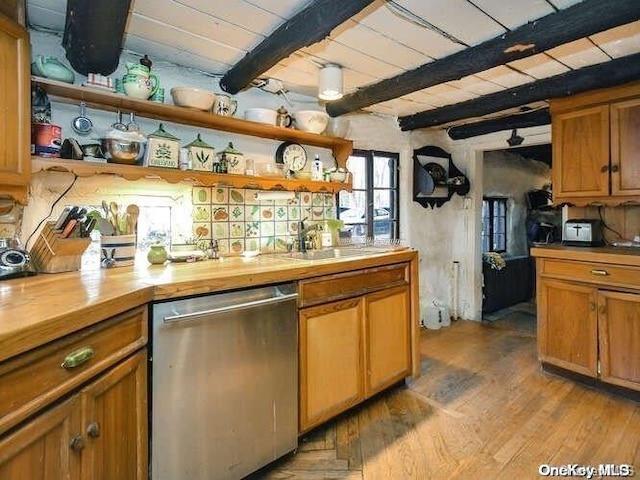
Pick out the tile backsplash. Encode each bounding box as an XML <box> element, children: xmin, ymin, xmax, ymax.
<box><xmin>191</xmin><ymin>187</ymin><xmax>336</xmax><ymax>254</ymax></box>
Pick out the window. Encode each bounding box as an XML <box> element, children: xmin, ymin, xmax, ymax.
<box><xmin>482</xmin><ymin>197</ymin><xmax>507</xmax><ymax>252</ymax></box>
<box><xmin>338</xmin><ymin>150</ymin><xmax>399</xmax><ymax>241</ymax></box>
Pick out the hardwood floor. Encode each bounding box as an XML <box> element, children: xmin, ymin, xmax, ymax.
<box><xmin>252</xmin><ymin>318</ymin><xmax>640</xmax><ymax>479</ymax></box>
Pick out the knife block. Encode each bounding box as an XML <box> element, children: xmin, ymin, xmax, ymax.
<box><xmin>31</xmin><ymin>222</ymin><xmax>91</xmax><ymax>273</ymax></box>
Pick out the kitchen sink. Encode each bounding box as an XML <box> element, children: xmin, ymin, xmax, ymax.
<box><xmin>275</xmin><ymin>246</ymin><xmax>399</xmax><ymax>261</ymax></box>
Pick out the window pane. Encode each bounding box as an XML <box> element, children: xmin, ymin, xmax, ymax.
<box><xmin>373</xmin><ymin>155</ymin><xmax>392</xmax><ymax>188</ymax></box>
<box><xmin>346</xmin><ymin>155</ymin><xmax>366</xmax><ymax>189</ymax></box>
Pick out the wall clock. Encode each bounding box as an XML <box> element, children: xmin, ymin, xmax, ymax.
<box><xmin>275</xmin><ymin>142</ymin><xmax>307</xmax><ymax>172</ymax></box>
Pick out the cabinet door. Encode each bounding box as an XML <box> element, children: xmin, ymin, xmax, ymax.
<box><xmin>598</xmin><ymin>291</ymin><xmax>640</xmax><ymax>390</ymax></box>
<box><xmin>364</xmin><ymin>286</ymin><xmax>411</xmax><ymax>397</ymax></box>
<box><xmin>552</xmin><ymin>105</ymin><xmax>609</xmax><ymax>200</ymax></box>
<box><xmin>0</xmin><ymin>397</ymin><xmax>82</xmax><ymax>479</ymax></box>
<box><xmin>0</xmin><ymin>13</ymin><xmax>30</xmax><ymax>203</ymax></box>
<box><xmin>80</xmin><ymin>351</ymin><xmax>148</xmax><ymax>480</ymax></box>
<box><xmin>537</xmin><ymin>279</ymin><xmax>598</xmax><ymax>376</ymax></box>
<box><xmin>610</xmin><ymin>98</ymin><xmax>640</xmax><ymax>197</ymax></box>
<box><xmin>299</xmin><ymin>298</ymin><xmax>364</xmax><ymax>433</ymax></box>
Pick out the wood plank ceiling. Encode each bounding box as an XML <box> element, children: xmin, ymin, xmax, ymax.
<box><xmin>26</xmin><ymin>0</ymin><xmax>640</xmax><ymax>132</ymax></box>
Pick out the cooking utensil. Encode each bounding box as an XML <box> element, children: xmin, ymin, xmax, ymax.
<box><xmin>111</xmin><ymin>110</ymin><xmax>127</xmax><ymax>131</ymax></box>
<box><xmin>127</xmin><ymin>112</ymin><xmax>140</xmax><ymax>132</ymax></box>
<box><xmin>71</xmin><ymin>102</ymin><xmax>93</xmax><ymax>135</ymax></box>
<box><xmin>109</xmin><ymin>201</ymin><xmax>120</xmax><ymax>234</ymax></box>
<box><xmin>125</xmin><ymin>204</ymin><xmax>139</xmax><ymax>235</ymax></box>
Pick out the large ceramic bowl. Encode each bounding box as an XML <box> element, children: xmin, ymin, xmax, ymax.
<box><xmin>244</xmin><ymin>108</ymin><xmax>277</xmax><ymax>125</ymax></box>
<box><xmin>294</xmin><ymin>110</ymin><xmax>329</xmax><ymax>134</ymax></box>
<box><xmin>170</xmin><ymin>87</ymin><xmax>216</xmax><ymax>111</ymax></box>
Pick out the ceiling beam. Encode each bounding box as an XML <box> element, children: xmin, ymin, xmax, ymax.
<box><xmin>447</xmin><ymin>109</ymin><xmax>550</xmax><ymax>140</ymax></box>
<box><xmin>399</xmin><ymin>53</ymin><xmax>640</xmax><ymax>131</ymax></box>
<box><xmin>326</xmin><ymin>0</ymin><xmax>640</xmax><ymax>117</ymax></box>
<box><xmin>63</xmin><ymin>0</ymin><xmax>132</xmax><ymax>75</ymax></box>
<box><xmin>220</xmin><ymin>0</ymin><xmax>375</xmax><ymax>95</ymax></box>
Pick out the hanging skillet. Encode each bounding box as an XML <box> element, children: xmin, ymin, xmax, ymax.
<box><xmin>71</xmin><ymin>102</ymin><xmax>93</xmax><ymax>136</ymax></box>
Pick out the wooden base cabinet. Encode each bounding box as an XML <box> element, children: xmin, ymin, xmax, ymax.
<box><xmin>0</xmin><ymin>351</ymin><xmax>147</xmax><ymax>480</ymax></box>
<box><xmin>598</xmin><ymin>291</ymin><xmax>640</xmax><ymax>390</ymax></box>
<box><xmin>298</xmin><ymin>264</ymin><xmax>412</xmax><ymax>433</ymax></box>
<box><xmin>536</xmin><ymin>257</ymin><xmax>640</xmax><ymax>392</ymax></box>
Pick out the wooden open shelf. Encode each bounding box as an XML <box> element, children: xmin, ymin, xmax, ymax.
<box><xmin>32</xmin><ymin>156</ymin><xmax>352</xmax><ymax>194</ymax></box>
<box><xmin>32</xmin><ymin>76</ymin><xmax>353</xmax><ymax>168</ymax></box>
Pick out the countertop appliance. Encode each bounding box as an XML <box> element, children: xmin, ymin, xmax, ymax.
<box><xmin>562</xmin><ymin>219</ymin><xmax>604</xmax><ymax>246</ymax></box>
<box><xmin>0</xmin><ymin>238</ymin><xmax>37</xmax><ymax>280</ymax></box>
<box><xmin>150</xmin><ymin>283</ymin><xmax>299</xmax><ymax>480</ymax></box>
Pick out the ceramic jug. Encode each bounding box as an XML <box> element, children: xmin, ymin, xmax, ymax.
<box><xmin>31</xmin><ymin>56</ymin><xmax>75</xmax><ymax>84</ymax></box>
<box><xmin>213</xmin><ymin>94</ymin><xmax>237</xmax><ymax>116</ymax></box>
<box><xmin>122</xmin><ymin>62</ymin><xmax>160</xmax><ymax>99</ymax></box>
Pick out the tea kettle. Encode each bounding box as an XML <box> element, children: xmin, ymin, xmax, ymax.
<box><xmin>31</xmin><ymin>56</ymin><xmax>75</xmax><ymax>84</ymax></box>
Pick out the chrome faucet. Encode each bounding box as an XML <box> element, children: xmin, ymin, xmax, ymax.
<box><xmin>297</xmin><ymin>219</ymin><xmax>319</xmax><ymax>252</ymax></box>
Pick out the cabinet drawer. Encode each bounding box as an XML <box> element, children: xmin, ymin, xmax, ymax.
<box><xmin>299</xmin><ymin>263</ymin><xmax>408</xmax><ymax>307</ymax></box>
<box><xmin>0</xmin><ymin>306</ymin><xmax>147</xmax><ymax>434</ymax></box>
<box><xmin>540</xmin><ymin>259</ymin><xmax>640</xmax><ymax>290</ymax></box>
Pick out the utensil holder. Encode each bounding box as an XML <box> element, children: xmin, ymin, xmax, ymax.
<box><xmin>100</xmin><ymin>234</ymin><xmax>136</xmax><ymax>267</ymax></box>
<box><xmin>31</xmin><ymin>222</ymin><xmax>91</xmax><ymax>273</ymax></box>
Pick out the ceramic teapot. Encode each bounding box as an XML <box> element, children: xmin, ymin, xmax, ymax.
<box><xmin>31</xmin><ymin>56</ymin><xmax>75</xmax><ymax>84</ymax></box>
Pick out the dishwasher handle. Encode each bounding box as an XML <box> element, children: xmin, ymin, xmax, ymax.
<box><xmin>163</xmin><ymin>292</ymin><xmax>298</xmax><ymax>324</ymax></box>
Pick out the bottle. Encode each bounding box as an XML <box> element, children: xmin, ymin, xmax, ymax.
<box><xmin>311</xmin><ymin>154</ymin><xmax>323</xmax><ymax>181</ymax></box>
<box><xmin>321</xmin><ymin>221</ymin><xmax>333</xmax><ymax>248</ymax></box>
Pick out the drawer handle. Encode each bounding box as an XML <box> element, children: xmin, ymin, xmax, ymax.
<box><xmin>61</xmin><ymin>346</ymin><xmax>95</xmax><ymax>369</ymax></box>
<box><xmin>87</xmin><ymin>421</ymin><xmax>101</xmax><ymax>438</ymax></box>
<box><xmin>590</xmin><ymin>269</ymin><xmax>609</xmax><ymax>276</ymax></box>
<box><xmin>70</xmin><ymin>435</ymin><xmax>85</xmax><ymax>452</ymax></box>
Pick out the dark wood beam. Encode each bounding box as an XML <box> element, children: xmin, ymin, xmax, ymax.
<box><xmin>63</xmin><ymin>0</ymin><xmax>132</xmax><ymax>75</ymax></box>
<box><xmin>327</xmin><ymin>0</ymin><xmax>640</xmax><ymax>117</ymax></box>
<box><xmin>220</xmin><ymin>0</ymin><xmax>375</xmax><ymax>95</ymax></box>
<box><xmin>447</xmin><ymin>109</ymin><xmax>550</xmax><ymax>140</ymax></box>
<box><xmin>399</xmin><ymin>53</ymin><xmax>640</xmax><ymax>131</ymax></box>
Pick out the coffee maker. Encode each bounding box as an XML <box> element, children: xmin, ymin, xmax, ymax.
<box><xmin>0</xmin><ymin>237</ymin><xmax>37</xmax><ymax>280</ymax></box>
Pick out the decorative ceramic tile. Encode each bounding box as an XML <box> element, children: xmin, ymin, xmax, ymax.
<box><xmin>311</xmin><ymin>207</ymin><xmax>325</xmax><ymax>220</ymax></box>
<box><xmin>211</xmin><ymin>187</ymin><xmax>228</xmax><ymax>204</ymax></box>
<box><xmin>287</xmin><ymin>205</ymin><xmax>300</xmax><ymax>221</ymax></box>
<box><xmin>244</xmin><ymin>190</ymin><xmax>259</xmax><ymax>205</ymax></box>
<box><xmin>215</xmin><ymin>239</ymin><xmax>230</xmax><ymax>254</ymax></box>
<box><xmin>274</xmin><ymin>205</ymin><xmax>287</xmax><ymax>221</ymax></box>
<box><xmin>229</xmin><ymin>189</ymin><xmax>245</xmax><ymax>204</ymax></box>
<box><xmin>229</xmin><ymin>222</ymin><xmax>245</xmax><ymax>238</ymax></box>
<box><xmin>192</xmin><ymin>205</ymin><xmax>211</xmax><ymax>222</ymax></box>
<box><xmin>260</xmin><ymin>221</ymin><xmax>275</xmax><ymax>237</ymax></box>
<box><xmin>324</xmin><ymin>206</ymin><xmax>335</xmax><ymax>218</ymax></box>
<box><xmin>229</xmin><ymin>204</ymin><xmax>244</xmax><ymax>221</ymax></box>
<box><xmin>245</xmin><ymin>205</ymin><xmax>260</xmax><ymax>221</ymax></box>
<box><xmin>288</xmin><ymin>195</ymin><xmax>300</xmax><ymax>206</ymax></box>
<box><xmin>312</xmin><ymin>193</ymin><xmax>324</xmax><ymax>206</ymax></box>
<box><xmin>245</xmin><ymin>238</ymin><xmax>260</xmax><ymax>252</ymax></box>
<box><xmin>323</xmin><ymin>194</ymin><xmax>335</xmax><ymax>207</ymax></box>
<box><xmin>289</xmin><ymin>221</ymin><xmax>301</xmax><ymax>235</ymax></box>
<box><xmin>211</xmin><ymin>205</ymin><xmax>230</xmax><ymax>221</ymax></box>
<box><xmin>245</xmin><ymin>221</ymin><xmax>260</xmax><ymax>237</ymax></box>
<box><xmin>301</xmin><ymin>206</ymin><xmax>312</xmax><ymax>221</ymax></box>
<box><xmin>192</xmin><ymin>222</ymin><xmax>211</xmax><ymax>239</ymax></box>
<box><xmin>192</xmin><ymin>187</ymin><xmax>211</xmax><ymax>205</ymax></box>
<box><xmin>229</xmin><ymin>239</ymin><xmax>244</xmax><ymax>254</ymax></box>
<box><xmin>274</xmin><ymin>236</ymin><xmax>290</xmax><ymax>251</ymax></box>
<box><xmin>260</xmin><ymin>237</ymin><xmax>276</xmax><ymax>251</ymax></box>
<box><xmin>274</xmin><ymin>197</ymin><xmax>289</xmax><ymax>206</ymax></box>
<box><xmin>299</xmin><ymin>192</ymin><xmax>312</xmax><ymax>206</ymax></box>
<box><xmin>259</xmin><ymin>206</ymin><xmax>275</xmax><ymax>221</ymax></box>
<box><xmin>275</xmin><ymin>221</ymin><xmax>289</xmax><ymax>236</ymax></box>
<box><xmin>212</xmin><ymin>222</ymin><xmax>229</xmax><ymax>239</ymax></box>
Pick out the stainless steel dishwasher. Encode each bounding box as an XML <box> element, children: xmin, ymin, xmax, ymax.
<box><xmin>150</xmin><ymin>283</ymin><xmax>298</xmax><ymax>480</ymax></box>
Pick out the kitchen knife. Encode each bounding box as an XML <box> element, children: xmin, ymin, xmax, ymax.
<box><xmin>60</xmin><ymin>219</ymin><xmax>78</xmax><ymax>238</ymax></box>
<box><xmin>53</xmin><ymin>206</ymin><xmax>72</xmax><ymax>231</ymax></box>
<box><xmin>59</xmin><ymin>206</ymin><xmax>79</xmax><ymax>232</ymax></box>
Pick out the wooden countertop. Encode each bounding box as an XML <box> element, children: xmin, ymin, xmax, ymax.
<box><xmin>0</xmin><ymin>249</ymin><xmax>417</xmax><ymax>363</ymax></box>
<box><xmin>530</xmin><ymin>244</ymin><xmax>640</xmax><ymax>267</ymax></box>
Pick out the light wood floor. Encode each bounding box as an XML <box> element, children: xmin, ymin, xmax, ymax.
<box><xmin>252</xmin><ymin>317</ymin><xmax>640</xmax><ymax>479</ymax></box>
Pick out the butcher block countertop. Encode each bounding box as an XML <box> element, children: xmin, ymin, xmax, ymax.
<box><xmin>530</xmin><ymin>244</ymin><xmax>640</xmax><ymax>267</ymax></box>
<box><xmin>0</xmin><ymin>249</ymin><xmax>418</xmax><ymax>363</ymax></box>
